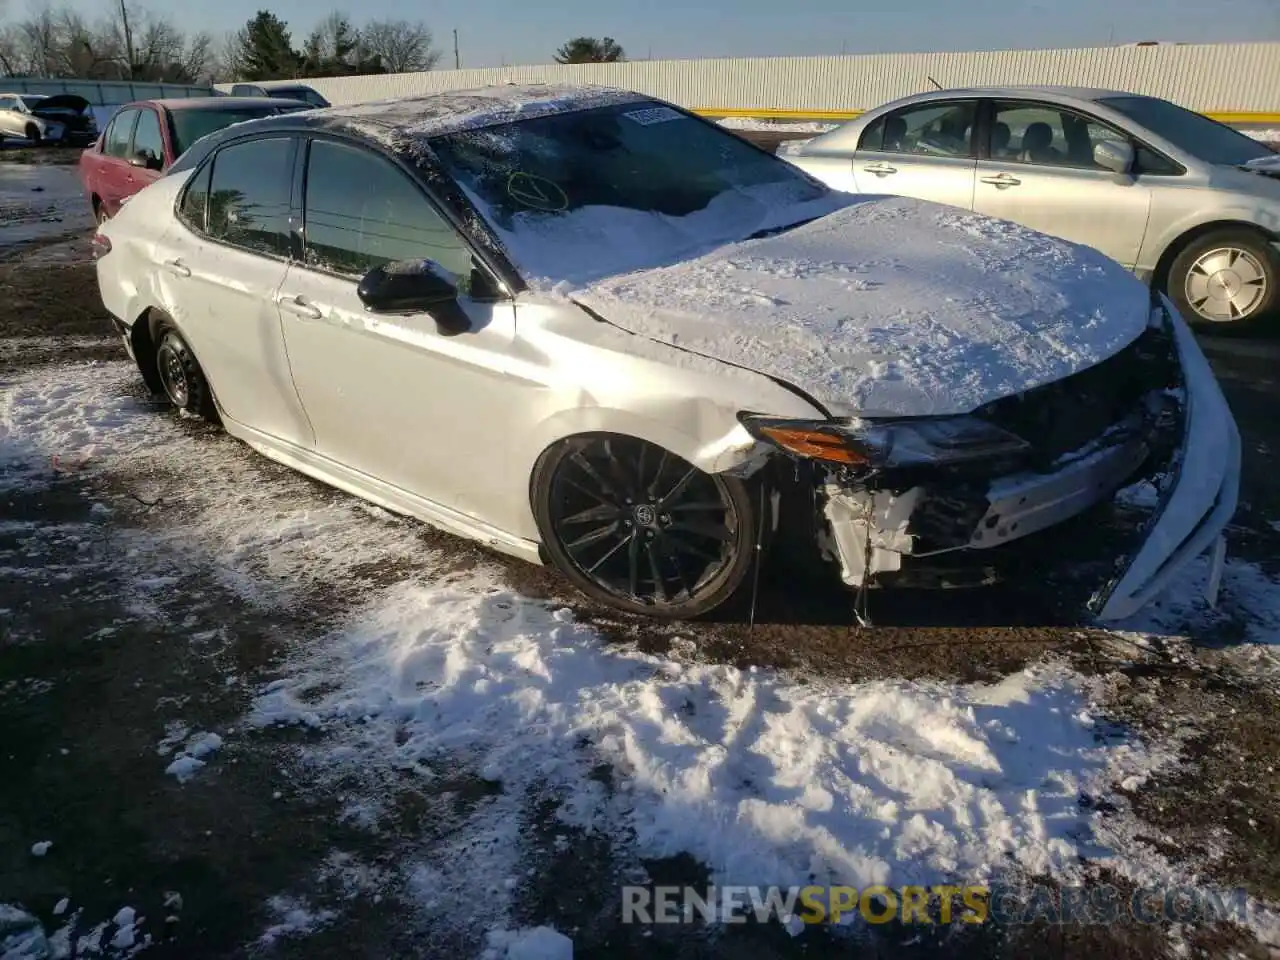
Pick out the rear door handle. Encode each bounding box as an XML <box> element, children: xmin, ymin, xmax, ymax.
<box><xmin>980</xmin><ymin>173</ymin><xmax>1022</xmax><ymax>188</ymax></box>
<box><xmin>862</xmin><ymin>162</ymin><xmax>898</xmax><ymax>176</ymax></box>
<box><xmin>278</xmin><ymin>294</ymin><xmax>323</xmax><ymax>320</ymax></box>
<box><xmin>161</xmin><ymin>258</ymin><xmax>190</xmax><ymax>277</ymax></box>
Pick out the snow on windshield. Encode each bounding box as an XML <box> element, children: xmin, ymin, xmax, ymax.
<box><xmin>430</xmin><ymin>102</ymin><xmax>851</xmax><ymax>288</ymax></box>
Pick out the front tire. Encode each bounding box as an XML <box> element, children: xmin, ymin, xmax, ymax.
<box><xmin>1166</xmin><ymin>229</ymin><xmax>1278</xmax><ymax>327</ymax></box>
<box><xmin>532</xmin><ymin>434</ymin><xmax>762</xmax><ymax>619</ymax></box>
<box><xmin>153</xmin><ymin>324</ymin><xmax>218</xmax><ymax>422</ymax></box>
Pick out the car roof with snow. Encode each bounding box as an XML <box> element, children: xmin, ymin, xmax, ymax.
<box><xmin>308</xmin><ymin>84</ymin><xmax>650</xmax><ymax>137</ymax></box>
<box><xmin>166</xmin><ymin>84</ymin><xmax>657</xmax><ymax>175</ymax></box>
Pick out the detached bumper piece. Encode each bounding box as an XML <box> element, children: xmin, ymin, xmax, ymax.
<box><xmin>778</xmin><ymin>294</ymin><xmax>1238</xmax><ymax>620</ymax></box>
<box><xmin>1089</xmin><ymin>296</ymin><xmax>1239</xmax><ymax>619</ymax></box>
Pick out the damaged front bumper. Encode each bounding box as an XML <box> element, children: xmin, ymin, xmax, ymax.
<box><xmin>799</xmin><ymin>294</ymin><xmax>1239</xmax><ymax>620</ymax></box>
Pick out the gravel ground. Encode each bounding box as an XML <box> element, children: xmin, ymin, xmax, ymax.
<box><xmin>2</xmin><ymin>192</ymin><xmax>1280</xmax><ymax>958</ymax></box>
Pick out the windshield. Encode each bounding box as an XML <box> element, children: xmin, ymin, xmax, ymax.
<box><xmin>429</xmin><ymin>101</ymin><xmax>841</xmax><ymax>287</ymax></box>
<box><xmin>170</xmin><ymin>107</ymin><xmax>291</xmax><ymax>156</ymax></box>
<box><xmin>1101</xmin><ymin>96</ymin><xmax>1271</xmax><ymax>166</ymax></box>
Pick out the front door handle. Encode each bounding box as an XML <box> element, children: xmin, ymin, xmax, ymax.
<box><xmin>161</xmin><ymin>258</ymin><xmax>190</xmax><ymax>277</ymax></box>
<box><xmin>980</xmin><ymin>172</ymin><xmax>1022</xmax><ymax>188</ymax></box>
<box><xmin>278</xmin><ymin>294</ymin><xmax>323</xmax><ymax>320</ymax></box>
<box><xmin>862</xmin><ymin>161</ymin><xmax>898</xmax><ymax>176</ymax></box>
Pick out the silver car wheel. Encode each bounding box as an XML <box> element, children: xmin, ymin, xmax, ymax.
<box><xmin>1184</xmin><ymin>246</ymin><xmax>1269</xmax><ymax>322</ymax></box>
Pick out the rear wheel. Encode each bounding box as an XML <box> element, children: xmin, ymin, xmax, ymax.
<box><xmin>153</xmin><ymin>323</ymin><xmax>218</xmax><ymax>422</ymax></box>
<box><xmin>24</xmin><ymin>124</ymin><xmax>41</xmax><ymax>146</ymax></box>
<box><xmin>1167</xmin><ymin>229</ymin><xmax>1278</xmax><ymax>327</ymax></box>
<box><xmin>532</xmin><ymin>434</ymin><xmax>761</xmax><ymax>618</ymax></box>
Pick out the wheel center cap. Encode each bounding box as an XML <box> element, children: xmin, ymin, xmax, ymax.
<box><xmin>633</xmin><ymin>504</ymin><xmax>657</xmax><ymax>527</ymax></box>
<box><xmin>1208</xmin><ymin>269</ymin><xmax>1240</xmax><ymax>298</ymax></box>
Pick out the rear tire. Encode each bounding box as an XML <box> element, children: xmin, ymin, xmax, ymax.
<box><xmin>532</xmin><ymin>433</ymin><xmax>763</xmax><ymax>619</ymax></box>
<box><xmin>24</xmin><ymin>124</ymin><xmax>41</xmax><ymax>146</ymax></box>
<box><xmin>153</xmin><ymin>323</ymin><xmax>218</xmax><ymax>423</ymax></box>
<box><xmin>1166</xmin><ymin>229</ymin><xmax>1278</xmax><ymax>327</ymax></box>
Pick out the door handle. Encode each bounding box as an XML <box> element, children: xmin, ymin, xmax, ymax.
<box><xmin>278</xmin><ymin>294</ymin><xmax>323</xmax><ymax>320</ymax></box>
<box><xmin>161</xmin><ymin>258</ymin><xmax>190</xmax><ymax>277</ymax></box>
<box><xmin>862</xmin><ymin>162</ymin><xmax>898</xmax><ymax>176</ymax></box>
<box><xmin>980</xmin><ymin>173</ymin><xmax>1022</xmax><ymax>188</ymax></box>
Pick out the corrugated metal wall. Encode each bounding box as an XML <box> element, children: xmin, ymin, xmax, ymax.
<box><xmin>220</xmin><ymin>43</ymin><xmax>1280</xmax><ymax>119</ymax></box>
<box><xmin>3</xmin><ymin>78</ymin><xmax>214</xmax><ymax>105</ymax></box>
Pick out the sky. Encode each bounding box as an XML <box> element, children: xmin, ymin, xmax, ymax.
<box><xmin>44</xmin><ymin>0</ymin><xmax>1280</xmax><ymax>69</ymax></box>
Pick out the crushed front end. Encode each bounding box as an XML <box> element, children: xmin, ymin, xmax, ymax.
<box><xmin>742</xmin><ymin>293</ymin><xmax>1240</xmax><ymax>620</ymax></box>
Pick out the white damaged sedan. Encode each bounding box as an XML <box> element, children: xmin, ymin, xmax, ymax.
<box><xmin>93</xmin><ymin>85</ymin><xmax>1239</xmax><ymax>621</ymax></box>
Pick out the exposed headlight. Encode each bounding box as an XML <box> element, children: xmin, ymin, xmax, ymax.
<box><xmin>738</xmin><ymin>413</ymin><xmax>1030</xmax><ymax>468</ymax></box>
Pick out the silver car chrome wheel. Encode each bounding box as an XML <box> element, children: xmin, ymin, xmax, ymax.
<box><xmin>1184</xmin><ymin>246</ymin><xmax>1269</xmax><ymax>323</ymax></box>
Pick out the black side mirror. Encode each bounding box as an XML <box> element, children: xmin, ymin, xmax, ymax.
<box><xmin>129</xmin><ymin>149</ymin><xmax>161</xmax><ymax>171</ymax></box>
<box><xmin>356</xmin><ymin>261</ymin><xmax>471</xmax><ymax>335</ymax></box>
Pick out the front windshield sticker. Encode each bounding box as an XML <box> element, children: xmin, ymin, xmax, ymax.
<box><xmin>621</xmin><ymin>106</ymin><xmax>684</xmax><ymax>126</ymax></box>
<box><xmin>506</xmin><ymin>172</ymin><xmax>569</xmax><ymax>212</ymax></box>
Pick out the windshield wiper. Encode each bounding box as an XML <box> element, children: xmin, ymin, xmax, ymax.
<box><xmin>746</xmin><ymin>215</ymin><xmax>820</xmax><ymax>241</ymax></box>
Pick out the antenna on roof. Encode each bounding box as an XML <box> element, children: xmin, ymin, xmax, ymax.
<box><xmin>927</xmin><ymin>75</ymin><xmax>943</xmax><ymax>90</ymax></box>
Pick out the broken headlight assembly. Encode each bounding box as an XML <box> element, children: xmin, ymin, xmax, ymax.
<box><xmin>737</xmin><ymin>413</ymin><xmax>1031</xmax><ymax>471</ymax></box>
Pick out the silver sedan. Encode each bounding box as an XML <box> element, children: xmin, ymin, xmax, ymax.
<box><xmin>785</xmin><ymin>86</ymin><xmax>1280</xmax><ymax>326</ymax></box>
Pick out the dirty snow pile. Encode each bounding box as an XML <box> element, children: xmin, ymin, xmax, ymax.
<box><xmin>251</xmin><ymin>571</ymin><xmax>1177</xmax><ymax>931</ymax></box>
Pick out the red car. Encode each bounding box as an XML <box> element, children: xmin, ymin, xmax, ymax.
<box><xmin>79</xmin><ymin>96</ymin><xmax>310</xmax><ymax>224</ymax></box>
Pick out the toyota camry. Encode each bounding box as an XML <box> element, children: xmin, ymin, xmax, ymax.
<box><xmin>92</xmin><ymin>85</ymin><xmax>1240</xmax><ymax>622</ymax></box>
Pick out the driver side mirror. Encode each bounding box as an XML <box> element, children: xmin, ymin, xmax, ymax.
<box><xmin>1093</xmin><ymin>139</ymin><xmax>1135</xmax><ymax>175</ymax></box>
<box><xmin>129</xmin><ymin>149</ymin><xmax>162</xmax><ymax>171</ymax></box>
<box><xmin>357</xmin><ymin>260</ymin><xmax>471</xmax><ymax>335</ymax></box>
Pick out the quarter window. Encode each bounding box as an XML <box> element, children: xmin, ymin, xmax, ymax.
<box><xmin>859</xmin><ymin>101</ymin><xmax>978</xmax><ymax>158</ymax></box>
<box><xmin>206</xmin><ymin>137</ymin><xmax>295</xmax><ymax>257</ymax></box>
<box><xmin>105</xmin><ymin>109</ymin><xmax>138</xmax><ymax>159</ymax></box>
<box><xmin>302</xmin><ymin>138</ymin><xmax>473</xmax><ymax>281</ymax></box>
<box><xmin>177</xmin><ymin>161</ymin><xmax>212</xmax><ymax>232</ymax></box>
<box><xmin>132</xmin><ymin>109</ymin><xmax>164</xmax><ymax>165</ymax></box>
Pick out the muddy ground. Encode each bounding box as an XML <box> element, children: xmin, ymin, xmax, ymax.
<box><xmin>3</xmin><ymin>148</ymin><xmax>1280</xmax><ymax>959</ymax></box>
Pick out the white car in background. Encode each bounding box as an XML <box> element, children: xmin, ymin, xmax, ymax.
<box><xmin>785</xmin><ymin>86</ymin><xmax>1280</xmax><ymax>326</ymax></box>
<box><xmin>0</xmin><ymin>92</ymin><xmax>98</xmax><ymax>145</ymax></box>
<box><xmin>93</xmin><ymin>85</ymin><xmax>1238</xmax><ymax>622</ymax></box>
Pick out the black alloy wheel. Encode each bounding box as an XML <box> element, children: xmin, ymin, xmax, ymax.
<box><xmin>533</xmin><ymin>434</ymin><xmax>761</xmax><ymax>619</ymax></box>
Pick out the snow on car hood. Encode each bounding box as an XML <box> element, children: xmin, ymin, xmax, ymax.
<box><xmin>573</xmin><ymin>196</ymin><xmax>1150</xmax><ymax>417</ymax></box>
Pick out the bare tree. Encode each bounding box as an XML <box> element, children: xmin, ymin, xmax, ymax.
<box><xmin>360</xmin><ymin>19</ymin><xmax>439</xmax><ymax>73</ymax></box>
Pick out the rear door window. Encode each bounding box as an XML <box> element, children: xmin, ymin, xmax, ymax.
<box><xmin>205</xmin><ymin>137</ymin><xmax>296</xmax><ymax>258</ymax></box>
<box><xmin>858</xmin><ymin>101</ymin><xmax>978</xmax><ymax>158</ymax></box>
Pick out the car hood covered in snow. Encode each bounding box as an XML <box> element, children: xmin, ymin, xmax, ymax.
<box><xmin>573</xmin><ymin>196</ymin><xmax>1151</xmax><ymax>417</ymax></box>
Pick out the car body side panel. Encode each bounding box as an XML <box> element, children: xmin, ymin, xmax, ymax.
<box><xmin>972</xmin><ymin>162</ymin><xmax>1153</xmax><ymax>267</ymax></box>
<box><xmin>500</xmin><ymin>296</ymin><xmax>825</xmax><ymax>542</ymax></box>
<box><xmin>1138</xmin><ymin>184</ymin><xmax>1280</xmax><ymax>276</ymax></box>
<box><xmin>852</xmin><ymin>152</ymin><xmax>977</xmax><ymax>210</ymax></box>
<box><xmin>278</xmin><ymin>264</ymin><xmax>524</xmax><ymax>525</ymax></box>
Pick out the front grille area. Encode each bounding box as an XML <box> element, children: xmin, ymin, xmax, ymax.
<box><xmin>973</xmin><ymin>323</ymin><xmax>1181</xmax><ymax>469</ymax></box>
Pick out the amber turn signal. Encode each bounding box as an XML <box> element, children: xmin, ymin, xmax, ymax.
<box><xmin>757</xmin><ymin>426</ymin><xmax>870</xmax><ymax>464</ymax></box>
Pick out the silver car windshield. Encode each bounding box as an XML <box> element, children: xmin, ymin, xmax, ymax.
<box><xmin>429</xmin><ymin>101</ymin><xmax>836</xmax><ymax>284</ymax></box>
<box><xmin>1100</xmin><ymin>96</ymin><xmax>1271</xmax><ymax>166</ymax></box>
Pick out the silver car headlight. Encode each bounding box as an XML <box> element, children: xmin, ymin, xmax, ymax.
<box><xmin>738</xmin><ymin>413</ymin><xmax>1030</xmax><ymax>468</ymax></box>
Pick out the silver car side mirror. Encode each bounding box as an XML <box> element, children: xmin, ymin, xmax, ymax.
<box><xmin>1094</xmin><ymin>139</ymin><xmax>1135</xmax><ymax>175</ymax></box>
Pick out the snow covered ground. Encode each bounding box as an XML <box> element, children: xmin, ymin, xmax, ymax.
<box><xmin>4</xmin><ymin>347</ymin><xmax>1280</xmax><ymax>955</ymax></box>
